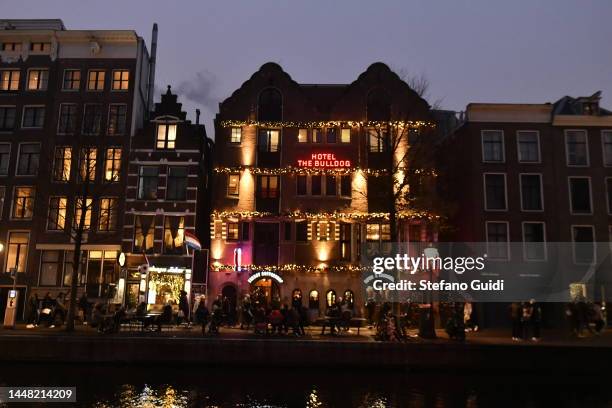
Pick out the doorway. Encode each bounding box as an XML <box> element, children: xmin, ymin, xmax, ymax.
<box><xmin>250</xmin><ymin>278</ymin><xmax>280</xmax><ymax>308</ymax></box>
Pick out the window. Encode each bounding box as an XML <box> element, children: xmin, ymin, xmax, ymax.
<box><xmin>368</xmin><ymin>128</ymin><xmax>385</xmax><ymax>152</ymax></box>
<box><xmin>257</xmin><ymin>88</ymin><xmax>282</xmax><ymax>121</ymax></box>
<box><xmin>569</xmin><ymin>177</ymin><xmax>592</xmax><ymax>214</ymax></box>
<box><xmin>0</xmin><ymin>106</ymin><xmax>16</xmax><ymax>131</ymax></box>
<box><xmin>1</xmin><ymin>42</ymin><xmax>22</xmax><ymax>52</ymax></box>
<box><xmin>79</xmin><ymin>148</ymin><xmax>97</xmax><ymax>182</ymax></box>
<box><xmin>366</xmin><ymin>223</ymin><xmax>390</xmax><ymax>242</ymax></box>
<box><xmin>325</xmin><ymin>176</ymin><xmax>337</xmax><ymax>196</ymax></box>
<box><xmin>167</xmin><ymin>167</ymin><xmax>188</xmax><ymax>200</ymax></box>
<box><xmin>22</xmin><ymin>106</ymin><xmax>45</xmax><ymax>128</ymax></box>
<box><xmin>258</xmin><ymin>175</ymin><xmax>279</xmax><ymax>198</ymax></box>
<box><xmin>482</xmin><ymin>130</ymin><xmax>504</xmax><ymax>162</ymax></box>
<box><xmin>572</xmin><ymin>226</ymin><xmax>595</xmax><ymax>264</ymax></box>
<box><xmin>58</xmin><ymin>104</ymin><xmax>77</xmax><ymax>134</ymax></box>
<box><xmin>62</xmin><ymin>69</ymin><xmax>80</xmax><ymax>90</ymax></box>
<box><xmin>486</xmin><ymin>222</ymin><xmax>509</xmax><ymax>260</ymax></box>
<box><xmin>312</xmin><ymin>128</ymin><xmax>322</xmax><ymax>143</ymax></box>
<box><xmin>520</xmin><ymin>174</ymin><xmax>543</xmax><ymax>211</ymax></box>
<box><xmin>298</xmin><ymin>128</ymin><xmax>308</xmax><ymax>143</ymax></box>
<box><xmin>27</xmin><ymin>69</ymin><xmax>48</xmax><ymax>91</ymax></box>
<box><xmin>138</xmin><ymin>166</ymin><xmax>158</xmax><ymax>199</ymax></box>
<box><xmin>607</xmin><ymin>178</ymin><xmax>612</xmax><ymax>214</ymax></box>
<box><xmin>39</xmin><ymin>250</ymin><xmax>60</xmax><ymax>286</ymax></box>
<box><xmin>12</xmin><ymin>187</ymin><xmax>35</xmax><ymax>219</ymax></box>
<box><xmin>565</xmin><ymin>130</ymin><xmax>588</xmax><ymax>166</ymax></box>
<box><xmin>340</xmin><ymin>175</ymin><xmax>351</xmax><ymax>197</ymax></box>
<box><xmin>258</xmin><ymin>129</ymin><xmax>279</xmax><ymax>152</ymax></box>
<box><xmin>53</xmin><ymin>147</ymin><xmax>71</xmax><ymax>182</ymax></box>
<box><xmin>104</xmin><ymin>148</ymin><xmax>121</xmax><ymax>182</ymax></box>
<box><xmin>296</xmin><ymin>221</ymin><xmax>308</xmax><ymax>242</ymax></box>
<box><xmin>134</xmin><ymin>215</ymin><xmax>155</xmax><ymax>253</ymax></box>
<box><xmin>326</xmin><ymin>128</ymin><xmax>337</xmax><ymax>143</ymax></box>
<box><xmin>30</xmin><ymin>42</ymin><xmax>51</xmax><ymax>52</ymax></box>
<box><xmin>230</xmin><ymin>128</ymin><xmax>241</xmax><ymax>144</ymax></box>
<box><xmin>17</xmin><ymin>143</ymin><xmax>40</xmax><ymax>175</ymax></box>
<box><xmin>309</xmin><ymin>290</ymin><xmax>320</xmax><ymax>309</ymax></box>
<box><xmin>0</xmin><ymin>187</ymin><xmax>4</xmax><ymax>219</ymax></box>
<box><xmin>87</xmin><ymin>70</ymin><xmax>105</xmax><ymax>91</ymax></box>
<box><xmin>164</xmin><ymin>216</ymin><xmax>185</xmax><ymax>254</ymax></box>
<box><xmin>156</xmin><ymin>123</ymin><xmax>177</xmax><ymax>149</ymax></box>
<box><xmin>108</xmin><ymin>104</ymin><xmax>127</xmax><ymax>135</ymax></box>
<box><xmin>341</xmin><ymin>128</ymin><xmax>351</xmax><ymax>143</ymax></box>
<box><xmin>517</xmin><ymin>131</ymin><xmax>540</xmax><ymax>162</ymax></box>
<box><xmin>326</xmin><ymin>290</ymin><xmax>336</xmax><ymax>308</ymax></box>
<box><xmin>241</xmin><ymin>222</ymin><xmax>250</xmax><ymax>241</ymax></box>
<box><xmin>340</xmin><ymin>223</ymin><xmax>351</xmax><ymax>260</ymax></box>
<box><xmin>602</xmin><ymin>131</ymin><xmax>612</xmax><ymax>167</ymax></box>
<box><xmin>5</xmin><ymin>232</ymin><xmax>29</xmax><ymax>273</ymax></box>
<box><xmin>74</xmin><ymin>197</ymin><xmax>92</xmax><ymax>230</ymax></box>
<box><xmin>47</xmin><ymin>197</ymin><xmax>67</xmax><ymax>230</ymax></box>
<box><xmin>311</xmin><ymin>175</ymin><xmax>322</xmax><ymax>196</ymax></box>
<box><xmin>0</xmin><ymin>70</ymin><xmax>20</xmax><ymax>91</ymax></box>
<box><xmin>227</xmin><ymin>223</ymin><xmax>239</xmax><ymax>241</ymax></box>
<box><xmin>484</xmin><ymin>174</ymin><xmax>506</xmax><ymax>211</ymax></box>
<box><xmin>284</xmin><ymin>221</ymin><xmax>292</xmax><ymax>241</ymax></box>
<box><xmin>82</xmin><ymin>104</ymin><xmax>103</xmax><ymax>135</ymax></box>
<box><xmin>85</xmin><ymin>250</ymin><xmax>118</xmax><ymax>298</ymax></box>
<box><xmin>62</xmin><ymin>251</ymin><xmax>77</xmax><ymax>286</ymax></box>
<box><xmin>0</xmin><ymin>144</ymin><xmax>9</xmax><ymax>175</ymax></box>
<box><xmin>523</xmin><ymin>222</ymin><xmax>546</xmax><ymax>261</ymax></box>
<box><xmin>98</xmin><ymin>198</ymin><xmax>118</xmax><ymax>232</ymax></box>
<box><xmin>227</xmin><ymin>173</ymin><xmax>240</xmax><ymax>197</ymax></box>
<box><xmin>316</xmin><ymin>221</ymin><xmax>329</xmax><ymax>241</ymax></box>
<box><xmin>111</xmin><ymin>69</ymin><xmax>129</xmax><ymax>91</ymax></box>
<box><xmin>297</xmin><ymin>175</ymin><xmax>307</xmax><ymax>195</ymax></box>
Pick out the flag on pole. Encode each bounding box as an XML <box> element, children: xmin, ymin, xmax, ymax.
<box><xmin>184</xmin><ymin>231</ymin><xmax>202</xmax><ymax>251</ymax></box>
<box><xmin>143</xmin><ymin>251</ymin><xmax>149</xmax><ymax>266</ymax></box>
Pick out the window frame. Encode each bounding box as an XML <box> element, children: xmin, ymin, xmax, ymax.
<box><xmin>82</xmin><ymin>103</ymin><xmax>103</xmax><ymax>135</ymax></box>
<box><xmin>485</xmin><ymin>221</ymin><xmax>510</xmax><ymax>261</ymax></box>
<box><xmin>11</xmin><ymin>186</ymin><xmax>35</xmax><ymax>220</ymax></box>
<box><xmin>26</xmin><ymin>68</ymin><xmax>48</xmax><ymax>91</ymax></box>
<box><xmin>57</xmin><ymin>103</ymin><xmax>78</xmax><ymax>135</ymax></box>
<box><xmin>570</xmin><ymin>225</ymin><xmax>596</xmax><ymax>265</ymax></box>
<box><xmin>230</xmin><ymin>127</ymin><xmax>242</xmax><ymax>144</ymax></box>
<box><xmin>481</xmin><ymin>130</ymin><xmax>505</xmax><ymax>163</ymax></box>
<box><xmin>227</xmin><ymin>173</ymin><xmax>240</xmax><ymax>197</ymax></box>
<box><xmin>516</xmin><ymin>130</ymin><xmax>541</xmax><ymax>163</ymax></box>
<box><xmin>87</xmin><ymin>69</ymin><xmax>106</xmax><ymax>91</ymax></box>
<box><xmin>52</xmin><ymin>146</ymin><xmax>72</xmax><ymax>183</ymax></box>
<box><xmin>156</xmin><ymin>122</ymin><xmax>178</xmax><ymax>150</ymax></box>
<box><xmin>568</xmin><ymin>176</ymin><xmax>593</xmax><ymax>215</ymax></box>
<box><xmin>226</xmin><ymin>222</ymin><xmax>239</xmax><ymax>242</ymax></box>
<box><xmin>340</xmin><ymin>128</ymin><xmax>351</xmax><ymax>144</ymax></box>
<box><xmin>137</xmin><ymin>166</ymin><xmax>159</xmax><ymax>200</ymax></box>
<box><xmin>519</xmin><ymin>173</ymin><xmax>544</xmax><ymax>212</ymax></box>
<box><xmin>103</xmin><ymin>147</ymin><xmax>122</xmax><ymax>183</ymax></box>
<box><xmin>0</xmin><ymin>69</ymin><xmax>20</xmax><ymax>91</ymax></box>
<box><xmin>521</xmin><ymin>221</ymin><xmax>547</xmax><ymax>262</ymax></box>
<box><xmin>15</xmin><ymin>142</ymin><xmax>40</xmax><ymax>176</ymax></box>
<box><xmin>166</xmin><ymin>166</ymin><xmax>188</xmax><ymax>201</ymax></box>
<box><xmin>4</xmin><ymin>230</ymin><xmax>30</xmax><ymax>273</ymax></box>
<box><xmin>46</xmin><ymin>196</ymin><xmax>67</xmax><ymax>231</ymax></box>
<box><xmin>111</xmin><ymin>69</ymin><xmax>130</xmax><ymax>91</ymax></box>
<box><xmin>98</xmin><ymin>197</ymin><xmax>118</xmax><ymax>232</ymax></box>
<box><xmin>0</xmin><ymin>143</ymin><xmax>10</xmax><ymax>177</ymax></box>
<box><xmin>107</xmin><ymin>104</ymin><xmax>128</xmax><ymax>136</ymax></box>
<box><xmin>0</xmin><ymin>105</ymin><xmax>17</xmax><ymax>131</ymax></box>
<box><xmin>564</xmin><ymin>129</ymin><xmax>589</xmax><ymax>167</ymax></box>
<box><xmin>601</xmin><ymin>130</ymin><xmax>612</xmax><ymax>167</ymax></box>
<box><xmin>62</xmin><ymin>69</ymin><xmax>81</xmax><ymax>91</ymax></box>
<box><xmin>38</xmin><ymin>249</ymin><xmax>61</xmax><ymax>287</ymax></box>
<box><xmin>21</xmin><ymin>105</ymin><xmax>45</xmax><ymax>129</ymax></box>
<box><xmin>483</xmin><ymin>172</ymin><xmax>508</xmax><ymax>211</ymax></box>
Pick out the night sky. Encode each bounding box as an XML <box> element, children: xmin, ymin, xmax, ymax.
<box><xmin>4</xmin><ymin>0</ymin><xmax>612</xmax><ymax>134</ymax></box>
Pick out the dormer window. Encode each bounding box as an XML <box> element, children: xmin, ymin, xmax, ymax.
<box><xmin>156</xmin><ymin>122</ymin><xmax>177</xmax><ymax>149</ymax></box>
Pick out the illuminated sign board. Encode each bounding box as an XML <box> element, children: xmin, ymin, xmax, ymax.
<box><xmin>297</xmin><ymin>153</ymin><xmax>351</xmax><ymax>168</ymax></box>
<box><xmin>247</xmin><ymin>271</ymin><xmax>284</xmax><ymax>284</ymax></box>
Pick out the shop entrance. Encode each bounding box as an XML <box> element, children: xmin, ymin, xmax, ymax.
<box><xmin>250</xmin><ymin>278</ymin><xmax>281</xmax><ymax>308</ymax></box>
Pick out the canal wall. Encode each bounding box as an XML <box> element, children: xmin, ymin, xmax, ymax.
<box><xmin>0</xmin><ymin>335</ymin><xmax>609</xmax><ymax>372</ymax></box>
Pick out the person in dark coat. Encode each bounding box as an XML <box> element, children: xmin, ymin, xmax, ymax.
<box><xmin>510</xmin><ymin>302</ymin><xmax>522</xmax><ymax>341</ymax></box>
<box><xmin>529</xmin><ymin>299</ymin><xmax>542</xmax><ymax>341</ymax></box>
<box><xmin>26</xmin><ymin>293</ymin><xmax>39</xmax><ymax>328</ymax></box>
<box><xmin>78</xmin><ymin>293</ymin><xmax>89</xmax><ymax>324</ymax></box>
<box><xmin>178</xmin><ymin>290</ymin><xmax>190</xmax><ymax>325</ymax></box>
<box><xmin>195</xmin><ymin>300</ymin><xmax>210</xmax><ymax>335</ymax></box>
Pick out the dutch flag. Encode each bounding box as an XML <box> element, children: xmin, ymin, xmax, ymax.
<box><xmin>184</xmin><ymin>230</ymin><xmax>202</xmax><ymax>251</ymax></box>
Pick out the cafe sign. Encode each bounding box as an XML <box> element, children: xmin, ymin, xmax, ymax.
<box><xmin>297</xmin><ymin>153</ymin><xmax>351</xmax><ymax>168</ymax></box>
<box><xmin>247</xmin><ymin>271</ymin><xmax>284</xmax><ymax>284</ymax></box>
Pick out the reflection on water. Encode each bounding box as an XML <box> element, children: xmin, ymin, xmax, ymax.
<box><xmin>0</xmin><ymin>364</ymin><xmax>609</xmax><ymax>408</ymax></box>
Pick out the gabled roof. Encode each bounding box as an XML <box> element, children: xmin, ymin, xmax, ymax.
<box><xmin>553</xmin><ymin>91</ymin><xmax>611</xmax><ymax>116</ymax></box>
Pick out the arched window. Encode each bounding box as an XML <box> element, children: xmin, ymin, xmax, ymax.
<box><xmin>292</xmin><ymin>289</ymin><xmax>302</xmax><ymax>301</ymax></box>
<box><xmin>258</xmin><ymin>88</ymin><xmax>282</xmax><ymax>121</ymax></box>
<box><xmin>326</xmin><ymin>289</ymin><xmax>336</xmax><ymax>308</ymax></box>
<box><xmin>366</xmin><ymin>88</ymin><xmax>390</xmax><ymax>122</ymax></box>
<box><xmin>308</xmin><ymin>290</ymin><xmax>319</xmax><ymax>310</ymax></box>
<box><xmin>344</xmin><ymin>290</ymin><xmax>354</xmax><ymax>308</ymax></box>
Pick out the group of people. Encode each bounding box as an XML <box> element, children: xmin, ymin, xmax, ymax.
<box><xmin>25</xmin><ymin>292</ymin><xmax>68</xmax><ymax>328</ymax></box>
<box><xmin>565</xmin><ymin>300</ymin><xmax>605</xmax><ymax>337</ymax></box>
<box><xmin>510</xmin><ymin>300</ymin><xmax>542</xmax><ymax>341</ymax></box>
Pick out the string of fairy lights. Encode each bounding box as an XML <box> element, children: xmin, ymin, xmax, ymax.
<box><xmin>212</xmin><ymin>209</ymin><xmax>441</xmax><ymax>221</ymax></box>
<box><xmin>214</xmin><ymin>166</ymin><xmax>438</xmax><ymax>177</ymax></box>
<box><xmin>219</xmin><ymin>120</ymin><xmax>436</xmax><ymax>129</ymax></box>
<box><xmin>211</xmin><ymin>263</ymin><xmax>371</xmax><ymax>273</ymax></box>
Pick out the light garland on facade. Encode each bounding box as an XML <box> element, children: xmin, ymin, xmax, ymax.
<box><xmin>214</xmin><ymin>166</ymin><xmax>389</xmax><ymax>176</ymax></box>
<box><xmin>211</xmin><ymin>263</ymin><xmax>370</xmax><ymax>273</ymax></box>
<box><xmin>211</xmin><ymin>209</ymin><xmax>441</xmax><ymax>221</ymax></box>
<box><xmin>220</xmin><ymin>120</ymin><xmax>436</xmax><ymax>129</ymax></box>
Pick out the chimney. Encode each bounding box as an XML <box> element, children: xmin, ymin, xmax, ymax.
<box><xmin>146</xmin><ymin>23</ymin><xmax>158</xmax><ymax>113</ymax></box>
<box><xmin>196</xmin><ymin>109</ymin><xmax>201</xmax><ymax>125</ymax></box>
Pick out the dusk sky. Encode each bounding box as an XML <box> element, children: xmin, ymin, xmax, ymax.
<box><xmin>5</xmin><ymin>0</ymin><xmax>612</xmax><ymax>134</ymax></box>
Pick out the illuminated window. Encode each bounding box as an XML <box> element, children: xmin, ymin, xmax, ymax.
<box><xmin>79</xmin><ymin>148</ymin><xmax>97</xmax><ymax>182</ymax></box>
<box><xmin>17</xmin><ymin>143</ymin><xmax>40</xmax><ymax>175</ymax></box>
<box><xmin>111</xmin><ymin>69</ymin><xmax>129</xmax><ymax>91</ymax></box>
<box><xmin>258</xmin><ymin>175</ymin><xmax>278</xmax><ymax>198</ymax></box>
<box><xmin>27</xmin><ymin>69</ymin><xmax>48</xmax><ymax>91</ymax></box>
<box><xmin>326</xmin><ymin>290</ymin><xmax>336</xmax><ymax>308</ymax></box>
<box><xmin>62</xmin><ymin>69</ymin><xmax>80</xmax><ymax>90</ymax></box>
<box><xmin>1</xmin><ymin>42</ymin><xmax>21</xmax><ymax>52</ymax></box>
<box><xmin>108</xmin><ymin>104</ymin><xmax>127</xmax><ymax>135</ymax></box>
<box><xmin>366</xmin><ymin>223</ymin><xmax>390</xmax><ymax>242</ymax></box>
<box><xmin>58</xmin><ymin>104</ymin><xmax>77</xmax><ymax>134</ymax></box>
<box><xmin>0</xmin><ymin>70</ymin><xmax>20</xmax><ymax>91</ymax></box>
<box><xmin>258</xmin><ymin>129</ymin><xmax>279</xmax><ymax>152</ymax></box>
<box><xmin>156</xmin><ymin>123</ymin><xmax>177</xmax><ymax>149</ymax></box>
<box><xmin>138</xmin><ymin>166</ymin><xmax>158</xmax><ymax>199</ymax></box>
<box><xmin>12</xmin><ymin>187</ymin><xmax>35</xmax><ymax>219</ymax></box>
<box><xmin>98</xmin><ymin>197</ymin><xmax>118</xmax><ymax>232</ymax></box>
<box><xmin>308</xmin><ymin>290</ymin><xmax>319</xmax><ymax>309</ymax></box>
<box><xmin>5</xmin><ymin>232</ymin><xmax>28</xmax><ymax>273</ymax></box>
<box><xmin>341</xmin><ymin>128</ymin><xmax>351</xmax><ymax>143</ymax></box>
<box><xmin>164</xmin><ymin>216</ymin><xmax>185</xmax><ymax>254</ymax></box>
<box><xmin>82</xmin><ymin>104</ymin><xmax>103</xmax><ymax>135</ymax></box>
<box><xmin>227</xmin><ymin>223</ymin><xmax>239</xmax><ymax>241</ymax></box>
<box><xmin>30</xmin><ymin>42</ymin><xmax>51</xmax><ymax>52</ymax></box>
<box><xmin>230</xmin><ymin>127</ymin><xmax>241</xmax><ymax>143</ymax></box>
<box><xmin>0</xmin><ymin>106</ymin><xmax>16</xmax><ymax>131</ymax></box>
<box><xmin>368</xmin><ymin>128</ymin><xmax>385</xmax><ymax>152</ymax></box>
<box><xmin>22</xmin><ymin>106</ymin><xmax>45</xmax><ymax>128</ymax></box>
<box><xmin>47</xmin><ymin>197</ymin><xmax>67</xmax><ymax>230</ymax></box>
<box><xmin>298</xmin><ymin>128</ymin><xmax>308</xmax><ymax>143</ymax></box>
<box><xmin>344</xmin><ymin>290</ymin><xmax>354</xmax><ymax>307</ymax></box>
<box><xmin>312</xmin><ymin>128</ymin><xmax>322</xmax><ymax>143</ymax></box>
<box><xmin>134</xmin><ymin>215</ymin><xmax>155</xmax><ymax>253</ymax></box>
<box><xmin>104</xmin><ymin>147</ymin><xmax>122</xmax><ymax>182</ymax></box>
<box><xmin>228</xmin><ymin>173</ymin><xmax>240</xmax><ymax>196</ymax></box>
<box><xmin>565</xmin><ymin>130</ymin><xmax>588</xmax><ymax>166</ymax></box>
<box><xmin>0</xmin><ymin>144</ymin><xmax>9</xmax><ymax>175</ymax></box>
<box><xmin>74</xmin><ymin>197</ymin><xmax>92</xmax><ymax>230</ymax></box>
<box><xmin>317</xmin><ymin>221</ymin><xmax>329</xmax><ymax>241</ymax></box>
<box><xmin>39</xmin><ymin>250</ymin><xmax>60</xmax><ymax>286</ymax></box>
<box><xmin>53</xmin><ymin>147</ymin><xmax>71</xmax><ymax>182</ymax></box>
<box><xmin>87</xmin><ymin>70</ymin><xmax>105</xmax><ymax>91</ymax></box>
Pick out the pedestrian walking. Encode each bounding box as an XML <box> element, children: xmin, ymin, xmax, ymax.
<box><xmin>26</xmin><ymin>293</ymin><xmax>39</xmax><ymax>328</ymax></box>
<box><xmin>510</xmin><ymin>302</ymin><xmax>522</xmax><ymax>341</ymax></box>
<box><xmin>178</xmin><ymin>290</ymin><xmax>190</xmax><ymax>325</ymax></box>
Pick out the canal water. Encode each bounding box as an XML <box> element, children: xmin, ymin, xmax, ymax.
<box><xmin>0</xmin><ymin>364</ymin><xmax>609</xmax><ymax>407</ymax></box>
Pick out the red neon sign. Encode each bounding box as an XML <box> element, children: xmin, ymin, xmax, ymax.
<box><xmin>297</xmin><ymin>153</ymin><xmax>351</xmax><ymax>168</ymax></box>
